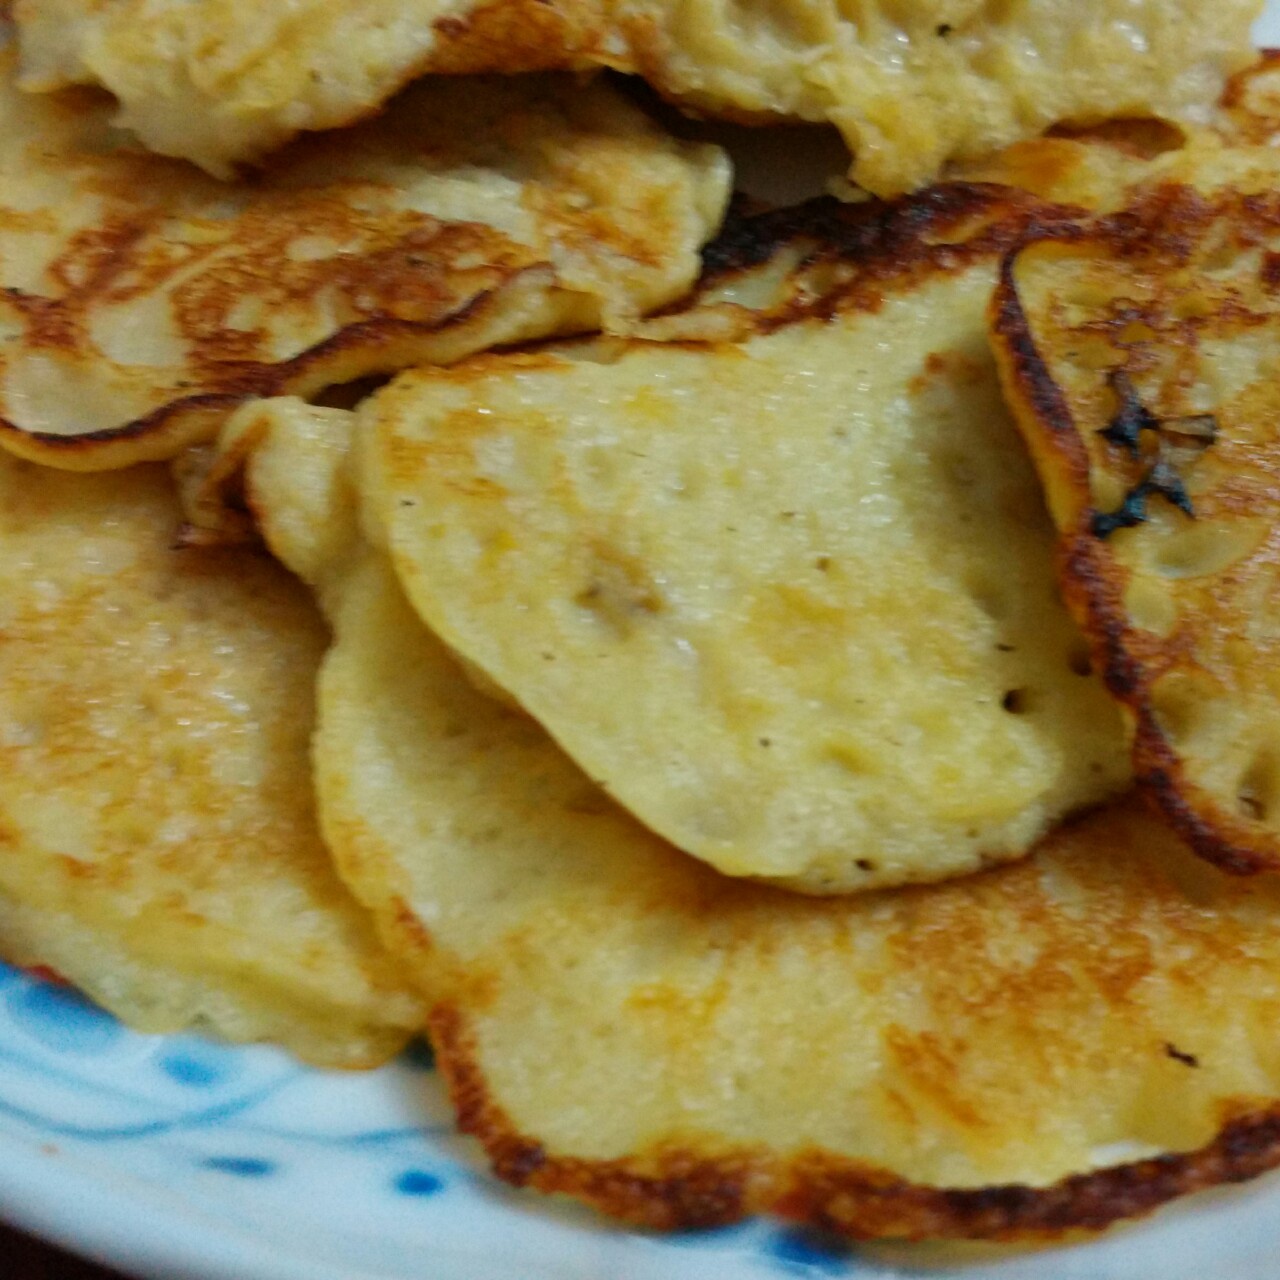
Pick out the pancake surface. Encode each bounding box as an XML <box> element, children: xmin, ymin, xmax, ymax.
<box><xmin>209</xmin><ymin>261</ymin><xmax>1280</xmax><ymax>1243</ymax></box>
<box><xmin>14</xmin><ymin>0</ymin><xmax>617</xmax><ymax>177</ymax></box>
<box><xmin>0</xmin><ymin>55</ymin><xmax>728</xmax><ymax>469</ymax></box>
<box><xmin>13</xmin><ymin>0</ymin><xmax>1257</xmax><ymax>195</ymax></box>
<box><xmin>314</xmin><ymin>547</ymin><xmax>1280</xmax><ymax>1239</ymax></box>
<box><xmin>0</xmin><ymin>452</ymin><xmax>422</xmax><ymax>1064</ymax></box>
<box><xmin>992</xmin><ymin>175</ymin><xmax>1280</xmax><ymax>876</ymax></box>
<box><xmin>616</xmin><ymin>0</ymin><xmax>1260</xmax><ymax>197</ymax></box>
<box><xmin>361</xmin><ymin>192</ymin><xmax>1129</xmax><ymax>892</ymax></box>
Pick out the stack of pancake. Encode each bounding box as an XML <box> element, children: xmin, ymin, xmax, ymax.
<box><xmin>3</xmin><ymin>0</ymin><xmax>1280</xmax><ymax>1245</ymax></box>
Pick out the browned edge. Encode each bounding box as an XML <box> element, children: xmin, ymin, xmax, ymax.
<box><xmin>430</xmin><ymin>1003</ymin><xmax>1280</xmax><ymax>1241</ymax></box>
<box><xmin>0</xmin><ymin>271</ymin><xmax>551</xmax><ymax>468</ymax></box>
<box><xmin>990</xmin><ymin>237</ymin><xmax>1277</xmax><ymax>876</ymax></box>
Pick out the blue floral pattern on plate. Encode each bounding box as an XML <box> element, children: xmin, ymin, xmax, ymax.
<box><xmin>3</xmin><ymin>961</ymin><xmax>1280</xmax><ymax>1280</ymax></box>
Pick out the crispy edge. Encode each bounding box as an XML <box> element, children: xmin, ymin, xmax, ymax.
<box><xmin>431</xmin><ymin>1002</ymin><xmax>1280</xmax><ymax>1241</ymax></box>
<box><xmin>695</xmin><ymin>186</ymin><xmax>1087</xmax><ymax>312</ymax></box>
<box><xmin>0</xmin><ymin>265</ymin><xmax>563</xmax><ymax>471</ymax></box>
<box><xmin>989</xmin><ymin>223</ymin><xmax>1280</xmax><ymax>876</ymax></box>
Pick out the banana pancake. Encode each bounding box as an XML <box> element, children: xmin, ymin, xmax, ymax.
<box><xmin>220</xmin><ymin>395</ymin><xmax>1280</xmax><ymax>1240</ymax></box>
<box><xmin>359</xmin><ymin>190</ymin><xmax>1129</xmax><ymax>893</ymax></box>
<box><xmin>0</xmin><ymin>52</ymin><xmax>728</xmax><ymax>469</ymax></box>
<box><xmin>991</xmin><ymin>158</ymin><xmax>1280</xmax><ymax>877</ymax></box>
<box><xmin>12</xmin><ymin>0</ymin><xmax>1258</xmax><ymax>196</ymax></box>
<box><xmin>0</xmin><ymin>452</ymin><xmax>422</xmax><ymax>1064</ymax></box>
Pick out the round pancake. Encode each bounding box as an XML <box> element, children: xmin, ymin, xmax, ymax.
<box><xmin>318</xmin><ymin>547</ymin><xmax>1280</xmax><ymax>1240</ymax></box>
<box><xmin>0</xmin><ymin>453</ymin><xmax>422</xmax><ymax>1064</ymax></box>
<box><xmin>214</xmin><ymin>363</ymin><xmax>1280</xmax><ymax>1240</ymax></box>
<box><xmin>991</xmin><ymin>162</ymin><xmax>1280</xmax><ymax>877</ymax></box>
<box><xmin>0</xmin><ymin>52</ymin><xmax>728</xmax><ymax>469</ymax></box>
<box><xmin>360</xmin><ymin>191</ymin><xmax>1130</xmax><ymax>892</ymax></box>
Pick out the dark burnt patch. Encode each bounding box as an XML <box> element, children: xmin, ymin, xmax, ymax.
<box><xmin>700</xmin><ymin>184</ymin><xmax>1086</xmax><ymax>321</ymax></box>
<box><xmin>1091</xmin><ymin>457</ymin><xmax>1195</xmax><ymax>539</ymax></box>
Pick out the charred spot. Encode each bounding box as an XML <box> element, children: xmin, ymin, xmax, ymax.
<box><xmin>701</xmin><ymin>186</ymin><xmax>1082</xmax><ymax>313</ymax></box>
<box><xmin>1091</xmin><ymin>485</ymin><xmax>1154</xmax><ymax>538</ymax></box>
<box><xmin>1099</xmin><ymin>369</ymin><xmax>1162</xmax><ymax>455</ymax></box>
<box><xmin>1101</xmin><ymin>369</ymin><xmax>1218</xmax><ymax>457</ymax></box>
<box><xmin>935</xmin><ymin>22</ymin><xmax>953</xmax><ymax>36</ymax></box>
<box><xmin>1092</xmin><ymin>370</ymin><xmax>1218</xmax><ymax>537</ymax></box>
<box><xmin>1091</xmin><ymin>455</ymin><xmax>1196</xmax><ymax>539</ymax></box>
<box><xmin>1164</xmin><ymin>1042</ymin><xmax>1200</xmax><ymax>1068</ymax></box>
<box><xmin>498</xmin><ymin>1140</ymin><xmax>550</xmax><ymax>1184</ymax></box>
<box><xmin>1261</xmin><ymin>252</ymin><xmax>1280</xmax><ymax>291</ymax></box>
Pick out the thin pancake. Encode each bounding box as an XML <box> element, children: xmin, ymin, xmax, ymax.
<box><xmin>219</xmin><ymin>388</ymin><xmax>1280</xmax><ymax>1240</ymax></box>
<box><xmin>0</xmin><ymin>453</ymin><xmax>422</xmax><ymax>1064</ymax></box>
<box><xmin>0</xmin><ymin>54</ymin><xmax>728</xmax><ymax>469</ymax></box>
<box><xmin>319</xmin><ymin>549</ymin><xmax>1280</xmax><ymax>1240</ymax></box>
<box><xmin>360</xmin><ymin>190</ymin><xmax>1129</xmax><ymax>892</ymax></box>
<box><xmin>991</xmin><ymin>172</ymin><xmax>1280</xmax><ymax>877</ymax></box>
<box><xmin>12</xmin><ymin>0</ymin><xmax>1258</xmax><ymax>196</ymax></box>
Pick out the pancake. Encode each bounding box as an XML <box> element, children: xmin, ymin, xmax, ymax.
<box><xmin>616</xmin><ymin>0</ymin><xmax>1260</xmax><ymax>197</ymax></box>
<box><xmin>0</xmin><ymin>54</ymin><xmax>729</xmax><ymax>469</ymax></box>
<box><xmin>314</xmin><ymin>545</ymin><xmax>1280</xmax><ymax>1241</ymax></box>
<box><xmin>12</xmin><ymin>0</ymin><xmax>1258</xmax><ymax>196</ymax></box>
<box><xmin>13</xmin><ymin>0</ymin><xmax>618</xmax><ymax>178</ymax></box>
<box><xmin>0</xmin><ymin>453</ymin><xmax>422</xmax><ymax>1064</ymax></box>
<box><xmin>210</xmin><ymin>307</ymin><xmax>1280</xmax><ymax>1243</ymax></box>
<box><xmin>359</xmin><ymin>190</ymin><xmax>1129</xmax><ymax>893</ymax></box>
<box><xmin>991</xmin><ymin>169</ymin><xmax>1280</xmax><ymax>877</ymax></box>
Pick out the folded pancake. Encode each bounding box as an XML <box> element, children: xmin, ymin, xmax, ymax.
<box><xmin>12</xmin><ymin>0</ymin><xmax>1258</xmax><ymax>196</ymax></box>
<box><xmin>0</xmin><ymin>452</ymin><xmax>423</xmax><ymax>1064</ymax></box>
<box><xmin>220</xmin><ymin>402</ymin><xmax>1280</xmax><ymax>1238</ymax></box>
<box><xmin>0</xmin><ymin>52</ymin><xmax>729</xmax><ymax>469</ymax></box>
<box><xmin>358</xmin><ymin>190</ymin><xmax>1129</xmax><ymax>893</ymax></box>
<box><xmin>991</xmin><ymin>170</ymin><xmax>1280</xmax><ymax>878</ymax></box>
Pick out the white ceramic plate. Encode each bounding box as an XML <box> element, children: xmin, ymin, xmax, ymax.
<box><xmin>6</xmin><ymin>10</ymin><xmax>1280</xmax><ymax>1277</ymax></box>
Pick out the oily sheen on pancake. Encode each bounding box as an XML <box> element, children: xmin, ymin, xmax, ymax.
<box><xmin>12</xmin><ymin>0</ymin><xmax>1259</xmax><ymax>196</ymax></box>
<box><xmin>214</xmin><ymin>390</ymin><xmax>1280</xmax><ymax>1239</ymax></box>
<box><xmin>0</xmin><ymin>54</ymin><xmax>728</xmax><ymax>469</ymax></box>
<box><xmin>318</xmin><ymin>552</ymin><xmax>1280</xmax><ymax>1240</ymax></box>
<box><xmin>991</xmin><ymin>167</ymin><xmax>1280</xmax><ymax>878</ymax></box>
<box><xmin>361</xmin><ymin>191</ymin><xmax>1129</xmax><ymax>892</ymax></box>
<box><xmin>0</xmin><ymin>453</ymin><xmax>421</xmax><ymax>1064</ymax></box>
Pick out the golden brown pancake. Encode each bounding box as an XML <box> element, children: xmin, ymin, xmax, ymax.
<box><xmin>204</xmin><ymin>328</ymin><xmax>1280</xmax><ymax>1243</ymax></box>
<box><xmin>13</xmin><ymin>0</ymin><xmax>1259</xmax><ymax>196</ymax></box>
<box><xmin>0</xmin><ymin>452</ymin><xmax>422</xmax><ymax>1064</ymax></box>
<box><xmin>317</xmin><ymin>552</ymin><xmax>1280</xmax><ymax>1240</ymax></box>
<box><xmin>358</xmin><ymin>190</ymin><xmax>1129</xmax><ymax>893</ymax></box>
<box><xmin>991</xmin><ymin>166</ymin><xmax>1280</xmax><ymax>876</ymax></box>
<box><xmin>0</xmin><ymin>54</ymin><xmax>728</xmax><ymax>469</ymax></box>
